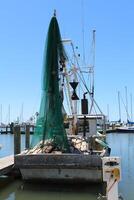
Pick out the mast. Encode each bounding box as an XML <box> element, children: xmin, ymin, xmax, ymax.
<box><xmin>71</xmin><ymin>42</ymin><xmax>79</xmax><ymax>134</ymax></box>
<box><xmin>89</xmin><ymin>30</ymin><xmax>95</xmax><ymax>114</ymax></box>
<box><xmin>61</xmin><ymin>39</ymin><xmax>79</xmax><ymax>134</ymax></box>
<box><xmin>61</xmin><ymin>39</ymin><xmax>74</xmax><ymax>116</ymax></box>
<box><xmin>81</xmin><ymin>0</ymin><xmax>85</xmax><ymax>64</ymax></box>
<box><xmin>8</xmin><ymin>104</ymin><xmax>10</xmax><ymax>124</ymax></box>
<box><xmin>20</xmin><ymin>103</ymin><xmax>24</xmax><ymax>123</ymax></box>
<box><xmin>0</xmin><ymin>104</ymin><xmax>2</xmax><ymax>126</ymax></box>
<box><xmin>125</xmin><ymin>86</ymin><xmax>129</xmax><ymax>122</ymax></box>
<box><xmin>118</xmin><ymin>91</ymin><xmax>121</xmax><ymax>122</ymax></box>
<box><xmin>107</xmin><ymin>104</ymin><xmax>109</xmax><ymax>121</ymax></box>
<box><xmin>130</xmin><ymin>93</ymin><xmax>133</xmax><ymax>121</ymax></box>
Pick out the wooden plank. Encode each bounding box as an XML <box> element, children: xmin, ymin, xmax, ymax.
<box><xmin>0</xmin><ymin>155</ymin><xmax>14</xmax><ymax>175</ymax></box>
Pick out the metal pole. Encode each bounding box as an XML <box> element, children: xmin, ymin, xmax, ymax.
<box><xmin>83</xmin><ymin>116</ymin><xmax>86</xmax><ymax>137</ymax></box>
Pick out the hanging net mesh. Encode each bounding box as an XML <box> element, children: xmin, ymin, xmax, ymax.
<box><xmin>31</xmin><ymin>16</ymin><xmax>70</xmax><ymax>153</ymax></box>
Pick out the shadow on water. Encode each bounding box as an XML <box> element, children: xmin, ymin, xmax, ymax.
<box><xmin>0</xmin><ymin>177</ymin><xmax>103</xmax><ymax>200</ymax></box>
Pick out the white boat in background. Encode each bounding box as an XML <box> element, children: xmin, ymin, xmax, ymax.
<box><xmin>116</xmin><ymin>125</ymin><xmax>134</xmax><ymax>133</ymax></box>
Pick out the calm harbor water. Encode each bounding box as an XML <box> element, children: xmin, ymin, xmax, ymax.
<box><xmin>107</xmin><ymin>133</ymin><xmax>134</xmax><ymax>200</ymax></box>
<box><xmin>0</xmin><ymin>134</ymin><xmax>25</xmax><ymax>158</ymax></box>
<box><xmin>0</xmin><ymin>133</ymin><xmax>134</xmax><ymax>200</ymax></box>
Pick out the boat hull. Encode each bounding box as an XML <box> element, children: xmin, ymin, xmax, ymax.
<box><xmin>106</xmin><ymin>127</ymin><xmax>134</xmax><ymax>133</ymax></box>
<box><xmin>15</xmin><ymin>154</ymin><xmax>102</xmax><ymax>183</ymax></box>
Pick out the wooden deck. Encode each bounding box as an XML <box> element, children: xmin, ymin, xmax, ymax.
<box><xmin>0</xmin><ymin>155</ymin><xmax>14</xmax><ymax>176</ymax></box>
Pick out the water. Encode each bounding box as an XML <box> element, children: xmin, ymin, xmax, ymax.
<box><xmin>107</xmin><ymin>133</ymin><xmax>134</xmax><ymax>200</ymax></box>
<box><xmin>0</xmin><ymin>134</ymin><xmax>25</xmax><ymax>158</ymax></box>
<box><xmin>0</xmin><ymin>179</ymin><xmax>101</xmax><ymax>200</ymax></box>
<box><xmin>0</xmin><ymin>133</ymin><xmax>134</xmax><ymax>200</ymax></box>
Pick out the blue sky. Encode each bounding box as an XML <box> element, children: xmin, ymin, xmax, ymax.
<box><xmin>0</xmin><ymin>0</ymin><xmax>134</xmax><ymax>123</ymax></box>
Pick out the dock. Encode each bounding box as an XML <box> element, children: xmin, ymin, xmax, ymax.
<box><xmin>0</xmin><ymin>124</ymin><xmax>34</xmax><ymax>134</ymax></box>
<box><xmin>0</xmin><ymin>124</ymin><xmax>31</xmax><ymax>177</ymax></box>
<box><xmin>0</xmin><ymin>155</ymin><xmax>14</xmax><ymax>176</ymax></box>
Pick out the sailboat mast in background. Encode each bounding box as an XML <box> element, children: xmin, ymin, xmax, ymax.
<box><xmin>125</xmin><ymin>86</ymin><xmax>129</xmax><ymax>122</ymax></box>
<box><xmin>130</xmin><ymin>93</ymin><xmax>133</xmax><ymax>121</ymax></box>
<box><xmin>0</xmin><ymin>104</ymin><xmax>2</xmax><ymax>126</ymax></box>
<box><xmin>118</xmin><ymin>91</ymin><xmax>121</xmax><ymax>122</ymax></box>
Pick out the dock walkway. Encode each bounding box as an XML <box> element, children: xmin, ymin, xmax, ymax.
<box><xmin>0</xmin><ymin>155</ymin><xmax>14</xmax><ymax>176</ymax></box>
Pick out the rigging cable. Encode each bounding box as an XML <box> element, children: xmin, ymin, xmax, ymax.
<box><xmin>71</xmin><ymin>40</ymin><xmax>104</xmax><ymax>115</ymax></box>
<box><xmin>65</xmin><ymin>40</ymin><xmax>104</xmax><ymax>116</ymax></box>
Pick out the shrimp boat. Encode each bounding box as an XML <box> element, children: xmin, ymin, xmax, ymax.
<box><xmin>15</xmin><ymin>13</ymin><xmax>120</xmax><ymax>190</ymax></box>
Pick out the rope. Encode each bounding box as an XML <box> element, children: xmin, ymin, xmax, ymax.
<box><xmin>107</xmin><ymin>179</ymin><xmax>117</xmax><ymax>193</ymax></box>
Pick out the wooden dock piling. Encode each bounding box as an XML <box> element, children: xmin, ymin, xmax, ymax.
<box><xmin>14</xmin><ymin>126</ymin><xmax>21</xmax><ymax>155</ymax></box>
<box><xmin>25</xmin><ymin>125</ymin><xmax>30</xmax><ymax>149</ymax></box>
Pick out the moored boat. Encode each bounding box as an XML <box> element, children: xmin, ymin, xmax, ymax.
<box><xmin>15</xmin><ymin>14</ymin><xmax>120</xmax><ymax>198</ymax></box>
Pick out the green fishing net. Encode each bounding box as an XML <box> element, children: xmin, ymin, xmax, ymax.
<box><xmin>31</xmin><ymin>16</ymin><xmax>70</xmax><ymax>152</ymax></box>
